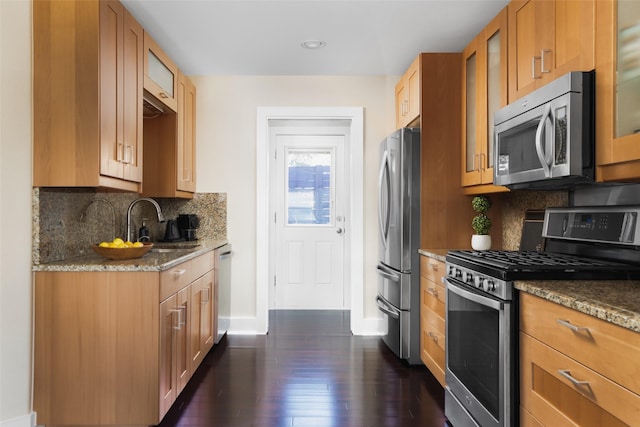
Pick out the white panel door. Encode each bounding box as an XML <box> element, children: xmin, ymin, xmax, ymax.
<box><xmin>274</xmin><ymin>135</ymin><xmax>345</xmax><ymax>309</ymax></box>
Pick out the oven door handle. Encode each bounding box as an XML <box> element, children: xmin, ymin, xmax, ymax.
<box><xmin>446</xmin><ymin>279</ymin><xmax>503</xmax><ymax>311</ymax></box>
<box><xmin>376</xmin><ymin>296</ymin><xmax>400</xmax><ymax>319</ymax></box>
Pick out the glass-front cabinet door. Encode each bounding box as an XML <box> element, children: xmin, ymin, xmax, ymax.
<box><xmin>596</xmin><ymin>0</ymin><xmax>640</xmax><ymax>181</ymax></box>
<box><xmin>616</xmin><ymin>1</ymin><xmax>640</xmax><ymax>139</ymax></box>
<box><xmin>143</xmin><ymin>31</ymin><xmax>178</xmax><ymax>112</ymax></box>
<box><xmin>461</xmin><ymin>7</ymin><xmax>508</xmax><ymax>192</ymax></box>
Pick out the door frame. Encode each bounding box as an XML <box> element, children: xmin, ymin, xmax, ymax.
<box><xmin>256</xmin><ymin>107</ymin><xmax>364</xmax><ymax>334</ymax></box>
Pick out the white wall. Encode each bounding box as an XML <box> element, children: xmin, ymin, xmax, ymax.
<box><xmin>192</xmin><ymin>75</ymin><xmax>398</xmax><ymax>328</ymax></box>
<box><xmin>0</xmin><ymin>1</ymin><xmax>34</xmax><ymax>427</ymax></box>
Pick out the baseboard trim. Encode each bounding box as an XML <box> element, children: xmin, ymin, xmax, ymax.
<box><xmin>0</xmin><ymin>412</ymin><xmax>36</xmax><ymax>427</ymax></box>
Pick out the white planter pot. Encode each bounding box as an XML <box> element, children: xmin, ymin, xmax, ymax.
<box><xmin>471</xmin><ymin>234</ymin><xmax>492</xmax><ymax>251</ymax></box>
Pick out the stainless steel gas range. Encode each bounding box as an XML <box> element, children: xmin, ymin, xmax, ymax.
<box><xmin>443</xmin><ymin>206</ymin><xmax>640</xmax><ymax>427</ymax></box>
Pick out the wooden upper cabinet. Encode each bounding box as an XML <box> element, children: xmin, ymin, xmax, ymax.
<box><xmin>508</xmin><ymin>0</ymin><xmax>595</xmax><ymax>101</ymax></box>
<box><xmin>177</xmin><ymin>72</ymin><xmax>197</xmax><ymax>193</ymax></box>
<box><xmin>395</xmin><ymin>55</ymin><xmax>421</xmax><ymax>128</ymax></box>
<box><xmin>461</xmin><ymin>7</ymin><xmax>509</xmax><ymax>194</ymax></box>
<box><xmin>144</xmin><ymin>32</ymin><xmax>178</xmax><ymax>113</ymax></box>
<box><xmin>142</xmin><ymin>71</ymin><xmax>196</xmax><ymax>199</ymax></box>
<box><xmin>33</xmin><ymin>0</ymin><xmax>143</xmax><ymax>191</ymax></box>
<box><xmin>100</xmin><ymin>0</ymin><xmax>144</xmax><ymax>184</ymax></box>
<box><xmin>596</xmin><ymin>0</ymin><xmax>640</xmax><ymax>181</ymax></box>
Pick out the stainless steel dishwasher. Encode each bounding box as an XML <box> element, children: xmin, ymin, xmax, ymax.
<box><xmin>215</xmin><ymin>244</ymin><xmax>231</xmax><ymax>343</ymax></box>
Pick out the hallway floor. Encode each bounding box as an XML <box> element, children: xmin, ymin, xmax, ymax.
<box><xmin>157</xmin><ymin>310</ymin><xmax>446</xmax><ymax>427</ymax></box>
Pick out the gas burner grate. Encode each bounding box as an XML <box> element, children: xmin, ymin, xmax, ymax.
<box><xmin>450</xmin><ymin>250</ymin><xmax>629</xmax><ymax>271</ymax></box>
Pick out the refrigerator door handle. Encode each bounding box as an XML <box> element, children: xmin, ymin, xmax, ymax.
<box><xmin>376</xmin><ymin>264</ymin><xmax>400</xmax><ymax>282</ymax></box>
<box><xmin>378</xmin><ymin>149</ymin><xmax>390</xmax><ymax>248</ymax></box>
<box><xmin>376</xmin><ymin>296</ymin><xmax>400</xmax><ymax>319</ymax></box>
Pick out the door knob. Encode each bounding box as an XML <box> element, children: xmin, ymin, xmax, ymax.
<box><xmin>336</xmin><ymin>228</ymin><xmax>344</xmax><ymax>234</ymax></box>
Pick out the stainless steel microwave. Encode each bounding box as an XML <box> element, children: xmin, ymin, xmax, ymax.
<box><xmin>493</xmin><ymin>71</ymin><xmax>595</xmax><ymax>189</ymax></box>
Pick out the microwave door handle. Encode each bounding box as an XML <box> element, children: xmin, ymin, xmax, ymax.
<box><xmin>535</xmin><ymin>104</ymin><xmax>553</xmax><ymax>178</ymax></box>
<box><xmin>378</xmin><ymin>150</ymin><xmax>390</xmax><ymax>248</ymax></box>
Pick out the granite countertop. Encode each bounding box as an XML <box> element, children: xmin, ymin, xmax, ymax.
<box><xmin>418</xmin><ymin>249</ymin><xmax>452</xmax><ymax>263</ymax></box>
<box><xmin>32</xmin><ymin>239</ymin><xmax>229</xmax><ymax>273</ymax></box>
<box><xmin>515</xmin><ymin>280</ymin><xmax>640</xmax><ymax>333</ymax></box>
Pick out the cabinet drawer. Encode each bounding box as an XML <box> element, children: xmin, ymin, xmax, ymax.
<box><xmin>421</xmin><ymin>276</ymin><xmax>446</xmax><ymax>318</ymax></box>
<box><xmin>520</xmin><ymin>332</ymin><xmax>640</xmax><ymax>427</ymax></box>
<box><xmin>520</xmin><ymin>406</ymin><xmax>543</xmax><ymax>427</ymax></box>
<box><xmin>520</xmin><ymin>293</ymin><xmax>640</xmax><ymax>396</ymax></box>
<box><xmin>160</xmin><ymin>253</ymin><xmax>215</xmax><ymax>301</ymax></box>
<box><xmin>421</xmin><ymin>307</ymin><xmax>445</xmax><ymax>384</ymax></box>
<box><xmin>420</xmin><ymin>256</ymin><xmax>445</xmax><ymax>285</ymax></box>
<box><xmin>422</xmin><ymin>306</ymin><xmax>445</xmax><ymax>352</ymax></box>
<box><xmin>189</xmin><ymin>252</ymin><xmax>215</xmax><ymax>281</ymax></box>
<box><xmin>421</xmin><ymin>327</ymin><xmax>445</xmax><ymax>386</ymax></box>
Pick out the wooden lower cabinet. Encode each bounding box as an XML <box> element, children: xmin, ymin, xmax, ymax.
<box><xmin>34</xmin><ymin>252</ymin><xmax>216</xmax><ymax>426</ymax></box>
<box><xmin>419</xmin><ymin>255</ymin><xmax>446</xmax><ymax>386</ymax></box>
<box><xmin>519</xmin><ymin>293</ymin><xmax>640</xmax><ymax>426</ymax></box>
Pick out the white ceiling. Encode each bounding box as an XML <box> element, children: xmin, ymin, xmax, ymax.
<box><xmin>121</xmin><ymin>0</ymin><xmax>509</xmax><ymax>76</ymax></box>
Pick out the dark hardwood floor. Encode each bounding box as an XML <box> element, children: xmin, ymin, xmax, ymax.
<box><xmin>158</xmin><ymin>310</ymin><xmax>446</xmax><ymax>427</ymax></box>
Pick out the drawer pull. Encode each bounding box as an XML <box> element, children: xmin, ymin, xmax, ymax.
<box><xmin>429</xmin><ymin>262</ymin><xmax>439</xmax><ymax>271</ymax></box>
<box><xmin>427</xmin><ymin>331</ymin><xmax>438</xmax><ymax>343</ymax></box>
<box><xmin>558</xmin><ymin>369</ymin><xmax>590</xmax><ymax>387</ymax></box>
<box><xmin>557</xmin><ymin>319</ymin><xmax>589</xmax><ymax>333</ymax></box>
<box><xmin>427</xmin><ymin>287</ymin><xmax>439</xmax><ymax>298</ymax></box>
<box><xmin>173</xmin><ymin>269</ymin><xmax>187</xmax><ymax>278</ymax></box>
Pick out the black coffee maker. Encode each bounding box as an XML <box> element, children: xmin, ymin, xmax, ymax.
<box><xmin>177</xmin><ymin>214</ymin><xmax>199</xmax><ymax>241</ymax></box>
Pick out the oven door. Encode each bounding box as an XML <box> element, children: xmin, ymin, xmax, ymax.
<box><xmin>444</xmin><ymin>278</ymin><xmax>516</xmax><ymax>427</ymax></box>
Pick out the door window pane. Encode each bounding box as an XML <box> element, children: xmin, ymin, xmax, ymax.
<box><xmin>286</xmin><ymin>150</ymin><xmax>333</xmax><ymax>225</ymax></box>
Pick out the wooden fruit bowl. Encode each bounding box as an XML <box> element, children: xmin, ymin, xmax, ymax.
<box><xmin>91</xmin><ymin>242</ymin><xmax>153</xmax><ymax>260</ymax></box>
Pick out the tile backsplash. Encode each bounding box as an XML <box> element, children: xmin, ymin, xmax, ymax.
<box><xmin>33</xmin><ymin>188</ymin><xmax>227</xmax><ymax>264</ymax></box>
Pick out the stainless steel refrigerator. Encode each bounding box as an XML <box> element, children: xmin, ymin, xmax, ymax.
<box><xmin>375</xmin><ymin>127</ymin><xmax>421</xmax><ymax>365</ymax></box>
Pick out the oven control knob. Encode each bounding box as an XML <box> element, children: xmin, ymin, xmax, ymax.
<box><xmin>447</xmin><ymin>265</ymin><xmax>456</xmax><ymax>276</ymax></box>
<box><xmin>462</xmin><ymin>271</ymin><xmax>473</xmax><ymax>283</ymax></box>
<box><xmin>483</xmin><ymin>279</ymin><xmax>495</xmax><ymax>291</ymax></box>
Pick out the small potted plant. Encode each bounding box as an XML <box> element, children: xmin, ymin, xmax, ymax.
<box><xmin>471</xmin><ymin>195</ymin><xmax>492</xmax><ymax>250</ymax></box>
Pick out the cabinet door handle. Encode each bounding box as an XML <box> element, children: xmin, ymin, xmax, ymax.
<box><xmin>427</xmin><ymin>287</ymin><xmax>439</xmax><ymax>298</ymax></box>
<box><xmin>557</xmin><ymin>319</ymin><xmax>589</xmax><ymax>333</ymax></box>
<box><xmin>202</xmin><ymin>287</ymin><xmax>210</xmax><ymax>304</ymax></box>
<box><xmin>159</xmin><ymin>92</ymin><xmax>169</xmax><ymax>99</ymax></box>
<box><xmin>479</xmin><ymin>152</ymin><xmax>486</xmax><ymax>172</ymax></box>
<box><xmin>558</xmin><ymin>370</ymin><xmax>590</xmax><ymax>387</ymax></box>
<box><xmin>171</xmin><ymin>308</ymin><xmax>184</xmax><ymax>330</ymax></box>
<box><xmin>429</xmin><ymin>262</ymin><xmax>438</xmax><ymax>271</ymax></box>
<box><xmin>427</xmin><ymin>331</ymin><xmax>439</xmax><ymax>343</ymax></box>
<box><xmin>540</xmin><ymin>49</ymin><xmax>552</xmax><ymax>73</ymax></box>
<box><xmin>532</xmin><ymin>56</ymin><xmax>542</xmax><ymax>79</ymax></box>
<box><xmin>116</xmin><ymin>142</ymin><xmax>124</xmax><ymax>162</ymax></box>
<box><xmin>123</xmin><ymin>144</ymin><xmax>133</xmax><ymax>164</ymax></box>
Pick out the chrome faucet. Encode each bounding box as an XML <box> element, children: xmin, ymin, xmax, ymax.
<box><xmin>126</xmin><ymin>197</ymin><xmax>165</xmax><ymax>242</ymax></box>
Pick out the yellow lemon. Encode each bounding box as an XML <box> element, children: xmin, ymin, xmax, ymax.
<box><xmin>132</xmin><ymin>241</ymin><xmax>144</xmax><ymax>248</ymax></box>
<box><xmin>98</xmin><ymin>241</ymin><xmax>110</xmax><ymax>248</ymax></box>
<box><xmin>125</xmin><ymin>241</ymin><xmax>134</xmax><ymax>248</ymax></box>
<box><xmin>112</xmin><ymin>237</ymin><xmax>124</xmax><ymax>246</ymax></box>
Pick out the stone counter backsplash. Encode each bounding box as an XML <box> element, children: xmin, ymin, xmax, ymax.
<box><xmin>500</xmin><ymin>190</ymin><xmax>568</xmax><ymax>250</ymax></box>
<box><xmin>33</xmin><ymin>188</ymin><xmax>227</xmax><ymax>264</ymax></box>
